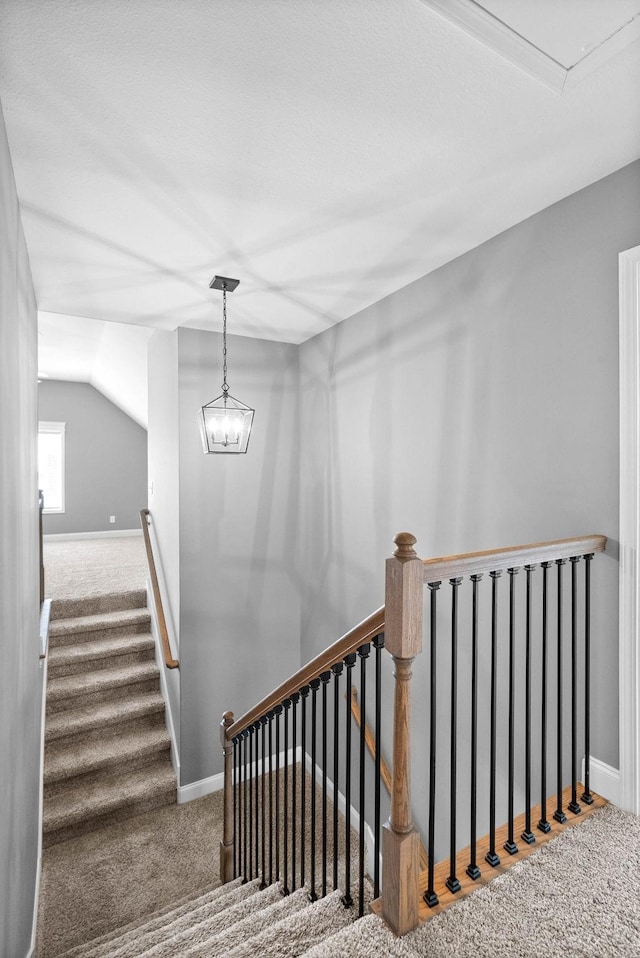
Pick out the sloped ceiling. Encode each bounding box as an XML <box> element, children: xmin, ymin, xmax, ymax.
<box><xmin>38</xmin><ymin>311</ymin><xmax>152</xmax><ymax>428</ymax></box>
<box><xmin>1</xmin><ymin>0</ymin><xmax>639</xmax><ymax>347</ymax></box>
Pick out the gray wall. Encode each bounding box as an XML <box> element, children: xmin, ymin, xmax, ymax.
<box><xmin>38</xmin><ymin>380</ymin><xmax>148</xmax><ymax>534</ymax></box>
<box><xmin>299</xmin><ymin>159</ymin><xmax>640</xmax><ymax>781</ymax></box>
<box><xmin>0</xmin><ymin>100</ymin><xmax>42</xmax><ymax>958</ymax></box>
<box><xmin>177</xmin><ymin>328</ymin><xmax>300</xmax><ymax>784</ymax></box>
<box><xmin>148</xmin><ymin>160</ymin><xmax>639</xmax><ymax>806</ymax></box>
<box><xmin>147</xmin><ymin>327</ymin><xmax>301</xmax><ymax>785</ymax></box>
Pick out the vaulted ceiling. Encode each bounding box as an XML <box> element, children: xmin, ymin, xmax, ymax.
<box><xmin>1</xmin><ymin>0</ymin><xmax>639</xmax><ymax>347</ymax></box>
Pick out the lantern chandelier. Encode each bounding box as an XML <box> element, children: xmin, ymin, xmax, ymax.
<box><xmin>198</xmin><ymin>275</ymin><xmax>254</xmax><ymax>455</ymax></box>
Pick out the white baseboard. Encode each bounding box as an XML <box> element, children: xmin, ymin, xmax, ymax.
<box><xmin>43</xmin><ymin>529</ymin><xmax>142</xmax><ymax>541</ymax></box>
<box><xmin>582</xmin><ymin>756</ymin><xmax>621</xmax><ymax>806</ymax></box>
<box><xmin>177</xmin><ymin>746</ymin><xmax>303</xmax><ymax>804</ymax></box>
<box><xmin>178</xmin><ymin>772</ymin><xmax>225</xmax><ymax>803</ymax></box>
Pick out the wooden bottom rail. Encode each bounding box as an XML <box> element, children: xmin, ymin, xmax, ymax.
<box><xmin>371</xmin><ymin>784</ymin><xmax>606</xmax><ymax>929</ymax></box>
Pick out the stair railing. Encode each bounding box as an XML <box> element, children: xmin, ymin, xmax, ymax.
<box><xmin>411</xmin><ymin>531</ymin><xmax>606</xmax><ymax>927</ymax></box>
<box><xmin>220</xmin><ymin>605</ymin><xmax>386</xmax><ymax>915</ymax></box>
<box><xmin>221</xmin><ymin>530</ymin><xmax>607</xmax><ymax>937</ymax></box>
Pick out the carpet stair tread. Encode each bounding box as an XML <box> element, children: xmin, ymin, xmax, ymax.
<box><xmin>43</xmin><ymin>760</ymin><xmax>175</xmax><ymax>834</ymax></box>
<box><xmin>51</xmin><ymin>591</ymin><xmax>147</xmax><ymax>621</ymax></box>
<box><xmin>183</xmin><ymin>886</ymin><xmax>310</xmax><ymax>958</ymax></box>
<box><xmin>47</xmin><ymin>660</ymin><xmax>160</xmax><ymax>704</ymax></box>
<box><xmin>58</xmin><ymin>880</ymin><xmax>259</xmax><ymax>958</ymax></box>
<box><xmin>57</xmin><ymin>883</ymin><xmax>360</xmax><ymax>958</ymax></box>
<box><xmin>59</xmin><ymin>879</ymin><xmax>241</xmax><ymax>958</ymax></box>
<box><xmin>299</xmin><ymin>913</ymin><xmax>390</xmax><ymax>957</ymax></box>
<box><xmin>50</xmin><ymin>607</ymin><xmax>151</xmax><ymax>642</ymax></box>
<box><xmin>103</xmin><ymin>883</ymin><xmax>284</xmax><ymax>958</ymax></box>
<box><xmin>49</xmin><ymin>632</ymin><xmax>155</xmax><ymax>675</ymax></box>
<box><xmin>45</xmin><ymin>725</ymin><xmax>171</xmax><ymax>784</ymax></box>
<box><xmin>45</xmin><ymin>692</ymin><xmax>166</xmax><ymax>742</ymax></box>
<box><xmin>222</xmin><ymin>889</ymin><xmax>358</xmax><ymax>958</ymax></box>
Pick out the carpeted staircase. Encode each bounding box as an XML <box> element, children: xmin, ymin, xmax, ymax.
<box><xmin>57</xmin><ymin>878</ymin><xmax>371</xmax><ymax>958</ymax></box>
<box><xmin>44</xmin><ymin>590</ymin><xmax>176</xmax><ymax>846</ymax></box>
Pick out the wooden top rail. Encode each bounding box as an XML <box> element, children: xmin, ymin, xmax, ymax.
<box><xmin>228</xmin><ymin>605</ymin><xmax>385</xmax><ymax>739</ymax></box>
<box><xmin>140</xmin><ymin>509</ymin><xmax>179</xmax><ymax>670</ymax></box>
<box><xmin>422</xmin><ymin>534</ymin><xmax>606</xmax><ymax>583</ymax></box>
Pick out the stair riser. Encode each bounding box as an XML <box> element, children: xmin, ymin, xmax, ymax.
<box><xmin>44</xmin><ymin>742</ymin><xmax>172</xmax><ymax>794</ymax></box>
<box><xmin>46</xmin><ymin>708</ymin><xmax>166</xmax><ymax>746</ymax></box>
<box><xmin>47</xmin><ymin>676</ymin><xmax>160</xmax><ymax>713</ymax></box>
<box><xmin>49</xmin><ymin>619</ymin><xmax>151</xmax><ymax>648</ymax></box>
<box><xmin>43</xmin><ymin>787</ymin><xmax>175</xmax><ymax>848</ymax></box>
<box><xmin>48</xmin><ymin>645</ymin><xmax>155</xmax><ymax>678</ymax></box>
<box><xmin>51</xmin><ymin>590</ymin><xmax>147</xmax><ymax>621</ymax></box>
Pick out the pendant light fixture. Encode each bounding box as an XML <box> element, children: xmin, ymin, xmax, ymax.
<box><xmin>198</xmin><ymin>275</ymin><xmax>254</xmax><ymax>454</ymax></box>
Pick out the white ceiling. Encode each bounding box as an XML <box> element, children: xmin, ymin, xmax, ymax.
<box><xmin>1</xmin><ymin>0</ymin><xmax>640</xmax><ymax>346</ymax></box>
<box><xmin>476</xmin><ymin>0</ymin><xmax>640</xmax><ymax>67</ymax></box>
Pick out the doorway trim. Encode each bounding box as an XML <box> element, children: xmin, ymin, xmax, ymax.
<box><xmin>619</xmin><ymin>244</ymin><xmax>640</xmax><ymax>815</ymax></box>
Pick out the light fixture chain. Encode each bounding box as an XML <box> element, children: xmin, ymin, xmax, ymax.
<box><xmin>222</xmin><ymin>285</ymin><xmax>229</xmax><ymax>395</ymax></box>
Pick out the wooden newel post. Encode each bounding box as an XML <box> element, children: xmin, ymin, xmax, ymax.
<box><xmin>220</xmin><ymin>710</ymin><xmax>235</xmax><ymax>884</ymax></box>
<box><xmin>381</xmin><ymin>532</ymin><xmax>423</xmax><ymax>936</ymax></box>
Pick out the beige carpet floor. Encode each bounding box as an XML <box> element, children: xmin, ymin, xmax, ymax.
<box><xmin>306</xmin><ymin>802</ymin><xmax>640</xmax><ymax>958</ymax></box>
<box><xmin>37</xmin><ymin>791</ymin><xmax>224</xmax><ymax>957</ymax></box>
<box><xmin>43</xmin><ymin>536</ymin><xmax>147</xmax><ymax>600</ymax></box>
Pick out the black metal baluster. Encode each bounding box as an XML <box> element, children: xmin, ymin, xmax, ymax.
<box><xmin>260</xmin><ymin>717</ymin><xmax>267</xmax><ymax>887</ymax></box>
<box><xmin>283</xmin><ymin>699</ymin><xmax>291</xmax><ymax>895</ymax></box>
<box><xmin>358</xmin><ymin>644</ymin><xmax>370</xmax><ymax>916</ymax></box>
<box><xmin>320</xmin><ymin>671</ymin><xmax>331</xmax><ymax>898</ymax></box>
<box><xmin>249</xmin><ymin>726</ymin><xmax>254</xmax><ymax>879</ymax></box>
<box><xmin>275</xmin><ymin>703</ymin><xmax>282</xmax><ymax>880</ymax></box>
<box><xmin>331</xmin><ymin>662</ymin><xmax>343</xmax><ymax>892</ymax></box>
<box><xmin>486</xmin><ymin>570</ymin><xmax>501</xmax><ymax>868</ymax></box>
<box><xmin>243</xmin><ymin>730</ymin><xmax>248</xmax><ymax>881</ymax></box>
<box><xmin>373</xmin><ymin>633</ymin><xmax>384</xmax><ymax>899</ymax></box>
<box><xmin>467</xmin><ymin>574</ymin><xmax>482</xmax><ymax>880</ymax></box>
<box><xmin>233</xmin><ymin>736</ymin><xmax>239</xmax><ymax>879</ymax></box>
<box><xmin>268</xmin><ymin>711</ymin><xmax>274</xmax><ymax>885</ymax></box>
<box><xmin>309</xmin><ymin>678</ymin><xmax>321</xmax><ymax>902</ymax></box>
<box><xmin>342</xmin><ymin>653</ymin><xmax>357</xmax><ymax>908</ymax></box>
<box><xmin>300</xmin><ymin>686</ymin><xmax>310</xmax><ymax>886</ymax></box>
<box><xmin>254</xmin><ymin>723</ymin><xmax>260</xmax><ymax>881</ymax></box>
<box><xmin>538</xmin><ymin>561</ymin><xmax>551</xmax><ymax>833</ymax></box>
<box><xmin>554</xmin><ymin>559</ymin><xmax>567</xmax><ymax>824</ymax></box>
<box><xmin>582</xmin><ymin>554</ymin><xmax>594</xmax><ymax>805</ymax></box>
<box><xmin>568</xmin><ymin>557</ymin><xmax>581</xmax><ymax>815</ymax></box>
<box><xmin>447</xmin><ymin>578</ymin><xmax>462</xmax><ymax>892</ymax></box>
<box><xmin>291</xmin><ymin>691</ymin><xmax>299</xmax><ymax>891</ymax></box>
<box><xmin>504</xmin><ymin>567</ymin><xmax>519</xmax><ymax>855</ymax></box>
<box><xmin>521</xmin><ymin>565</ymin><xmax>535</xmax><ymax>845</ymax></box>
<box><xmin>424</xmin><ymin>581</ymin><xmax>440</xmax><ymax>907</ymax></box>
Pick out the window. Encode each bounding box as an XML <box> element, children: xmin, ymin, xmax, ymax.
<box><xmin>38</xmin><ymin>421</ymin><xmax>66</xmax><ymax>514</ymax></box>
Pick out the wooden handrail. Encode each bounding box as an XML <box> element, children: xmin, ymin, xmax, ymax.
<box><xmin>228</xmin><ymin>605</ymin><xmax>385</xmax><ymax>739</ymax></box>
<box><xmin>140</xmin><ymin>509</ymin><xmax>179</xmax><ymax>670</ymax></box>
<box><xmin>422</xmin><ymin>533</ymin><xmax>606</xmax><ymax>583</ymax></box>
